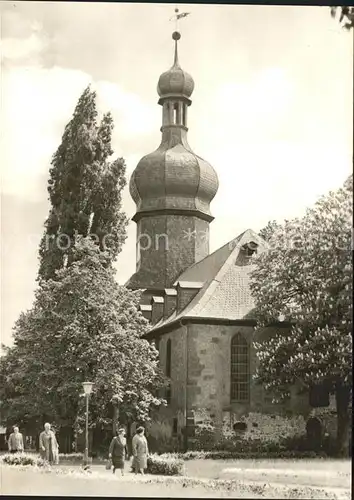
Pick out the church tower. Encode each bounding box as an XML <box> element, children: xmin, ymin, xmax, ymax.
<box><xmin>127</xmin><ymin>31</ymin><xmax>218</xmax><ymax>299</ymax></box>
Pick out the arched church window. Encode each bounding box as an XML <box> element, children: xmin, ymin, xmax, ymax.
<box><xmin>231</xmin><ymin>333</ymin><xmax>250</xmax><ymax>402</ymax></box>
<box><xmin>166</xmin><ymin>338</ymin><xmax>172</xmax><ymax>377</ymax></box>
<box><xmin>182</xmin><ymin>104</ymin><xmax>186</xmax><ymax>126</ymax></box>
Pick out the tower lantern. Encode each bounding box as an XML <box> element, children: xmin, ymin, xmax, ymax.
<box><xmin>127</xmin><ymin>30</ymin><xmax>219</xmax><ymax>297</ymax></box>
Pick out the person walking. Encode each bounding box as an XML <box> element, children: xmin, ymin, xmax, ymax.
<box><xmin>108</xmin><ymin>427</ymin><xmax>128</xmax><ymax>475</ymax></box>
<box><xmin>132</xmin><ymin>426</ymin><xmax>148</xmax><ymax>475</ymax></box>
<box><xmin>39</xmin><ymin>423</ymin><xmax>59</xmax><ymax>465</ymax></box>
<box><xmin>8</xmin><ymin>426</ymin><xmax>24</xmax><ymax>453</ymax></box>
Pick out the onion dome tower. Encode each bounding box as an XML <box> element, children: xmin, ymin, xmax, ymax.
<box><xmin>127</xmin><ymin>31</ymin><xmax>219</xmax><ymax>296</ymax></box>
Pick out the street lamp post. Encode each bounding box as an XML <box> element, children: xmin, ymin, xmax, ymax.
<box><xmin>82</xmin><ymin>382</ymin><xmax>93</xmax><ymax>467</ymax></box>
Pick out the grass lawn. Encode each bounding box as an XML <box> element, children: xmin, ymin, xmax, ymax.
<box><xmin>1</xmin><ymin>458</ymin><xmax>351</xmax><ymax>499</ymax></box>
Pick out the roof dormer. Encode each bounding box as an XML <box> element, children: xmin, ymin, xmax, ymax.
<box><xmin>176</xmin><ymin>281</ymin><xmax>203</xmax><ymax>313</ymax></box>
<box><xmin>151</xmin><ymin>296</ymin><xmax>164</xmax><ymax>325</ymax></box>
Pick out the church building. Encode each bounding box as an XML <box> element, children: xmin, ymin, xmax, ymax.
<box><xmin>127</xmin><ymin>30</ymin><xmax>329</xmax><ymax>448</ymax></box>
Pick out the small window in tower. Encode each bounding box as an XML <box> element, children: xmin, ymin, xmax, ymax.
<box><xmin>163</xmin><ymin>103</ymin><xmax>168</xmax><ymax>126</ymax></box>
<box><xmin>173</xmin><ymin>103</ymin><xmax>178</xmax><ymax>124</ymax></box>
<box><xmin>182</xmin><ymin>104</ymin><xmax>186</xmax><ymax>126</ymax></box>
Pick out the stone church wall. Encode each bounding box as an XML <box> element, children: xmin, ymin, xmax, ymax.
<box><xmin>221</xmin><ymin>411</ymin><xmax>307</xmax><ymax>441</ymax></box>
<box><xmin>185</xmin><ymin>323</ymin><xmax>306</xmax><ymax>424</ymax></box>
<box><xmin>151</xmin><ymin>322</ymin><xmax>339</xmax><ymax>451</ymax></box>
<box><xmin>157</xmin><ymin>326</ymin><xmax>187</xmax><ymax>432</ymax></box>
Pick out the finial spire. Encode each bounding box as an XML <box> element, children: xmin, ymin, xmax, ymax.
<box><xmin>172</xmin><ymin>30</ymin><xmax>181</xmax><ymax>67</ymax></box>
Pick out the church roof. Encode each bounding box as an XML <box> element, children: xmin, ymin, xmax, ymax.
<box><xmin>149</xmin><ymin>229</ymin><xmax>268</xmax><ymax>334</ymax></box>
<box><xmin>173</xmin><ymin>231</ymin><xmax>246</xmax><ymax>285</ymax></box>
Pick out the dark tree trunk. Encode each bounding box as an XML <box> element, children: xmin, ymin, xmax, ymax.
<box><xmin>335</xmin><ymin>385</ymin><xmax>351</xmax><ymax>457</ymax></box>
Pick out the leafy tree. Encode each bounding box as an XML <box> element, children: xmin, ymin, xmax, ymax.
<box><xmin>38</xmin><ymin>86</ymin><xmax>128</xmax><ymax>281</ymax></box>
<box><xmin>331</xmin><ymin>6</ymin><xmax>354</xmax><ymax>30</ymax></box>
<box><xmin>250</xmin><ymin>175</ymin><xmax>352</xmax><ymax>456</ymax></box>
<box><xmin>1</xmin><ymin>88</ymin><xmax>165</xmax><ymax>443</ymax></box>
<box><xmin>259</xmin><ymin>220</ymin><xmax>281</xmax><ymax>242</ymax></box>
<box><xmin>0</xmin><ymin>238</ymin><xmax>165</xmax><ymax>434</ymax></box>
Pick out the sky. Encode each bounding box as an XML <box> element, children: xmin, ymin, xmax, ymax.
<box><xmin>1</xmin><ymin>2</ymin><xmax>353</xmax><ymax>346</ymax></box>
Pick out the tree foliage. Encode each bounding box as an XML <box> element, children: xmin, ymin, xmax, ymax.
<box><xmin>331</xmin><ymin>6</ymin><xmax>354</xmax><ymax>30</ymax></box>
<box><xmin>1</xmin><ymin>238</ymin><xmax>165</xmax><ymax>431</ymax></box>
<box><xmin>250</xmin><ymin>175</ymin><xmax>353</xmax><ymax>456</ymax></box>
<box><xmin>38</xmin><ymin>86</ymin><xmax>128</xmax><ymax>281</ymax></box>
<box><xmin>1</xmin><ymin>87</ymin><xmax>165</xmax><ymax>436</ymax></box>
<box><xmin>258</xmin><ymin>220</ymin><xmax>281</xmax><ymax>242</ymax></box>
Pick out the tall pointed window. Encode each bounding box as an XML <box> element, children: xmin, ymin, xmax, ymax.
<box><xmin>231</xmin><ymin>333</ymin><xmax>250</xmax><ymax>402</ymax></box>
<box><xmin>166</xmin><ymin>338</ymin><xmax>172</xmax><ymax>377</ymax></box>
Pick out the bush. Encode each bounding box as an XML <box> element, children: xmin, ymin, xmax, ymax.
<box><xmin>147</xmin><ymin>419</ymin><xmax>178</xmax><ymax>454</ymax></box>
<box><xmin>1</xmin><ymin>452</ymin><xmax>46</xmax><ymax>467</ymax></box>
<box><xmin>58</xmin><ymin>453</ymin><xmax>84</xmax><ymax>463</ymax></box>
<box><xmin>59</xmin><ymin>453</ymin><xmax>108</xmax><ymax>463</ymax></box>
<box><xmin>160</xmin><ymin>449</ymin><xmax>326</xmax><ymax>461</ymax></box>
<box><xmin>147</xmin><ymin>454</ymin><xmax>185</xmax><ymax>475</ymax></box>
<box><xmin>130</xmin><ymin>454</ymin><xmax>185</xmax><ymax>475</ymax></box>
<box><xmin>160</xmin><ymin>451</ymin><xmax>207</xmax><ymax>461</ymax></box>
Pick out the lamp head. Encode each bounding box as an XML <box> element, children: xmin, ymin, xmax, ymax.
<box><xmin>82</xmin><ymin>382</ymin><xmax>93</xmax><ymax>395</ymax></box>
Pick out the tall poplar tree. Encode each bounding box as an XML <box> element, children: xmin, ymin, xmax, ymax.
<box><xmin>38</xmin><ymin>86</ymin><xmax>128</xmax><ymax>280</ymax></box>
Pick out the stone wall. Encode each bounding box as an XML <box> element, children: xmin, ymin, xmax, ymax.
<box><xmin>222</xmin><ymin>411</ymin><xmax>307</xmax><ymax>441</ymax></box>
<box><xmin>185</xmin><ymin>323</ymin><xmax>304</xmax><ymax>426</ymax></box>
<box><xmin>157</xmin><ymin>326</ymin><xmax>188</xmax><ymax>436</ymax></box>
<box><xmin>151</xmin><ymin>321</ymin><xmax>339</xmax><ymax>451</ymax></box>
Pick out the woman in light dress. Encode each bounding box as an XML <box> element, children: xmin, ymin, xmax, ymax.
<box><xmin>132</xmin><ymin>426</ymin><xmax>148</xmax><ymax>474</ymax></box>
<box><xmin>39</xmin><ymin>422</ymin><xmax>59</xmax><ymax>465</ymax></box>
<box><xmin>8</xmin><ymin>426</ymin><xmax>24</xmax><ymax>453</ymax></box>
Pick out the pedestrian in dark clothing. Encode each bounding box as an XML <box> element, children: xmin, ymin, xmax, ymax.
<box><xmin>108</xmin><ymin>428</ymin><xmax>127</xmax><ymax>475</ymax></box>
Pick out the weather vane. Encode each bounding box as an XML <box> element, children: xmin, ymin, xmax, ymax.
<box><xmin>169</xmin><ymin>5</ymin><xmax>191</xmax><ymax>32</ymax></box>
